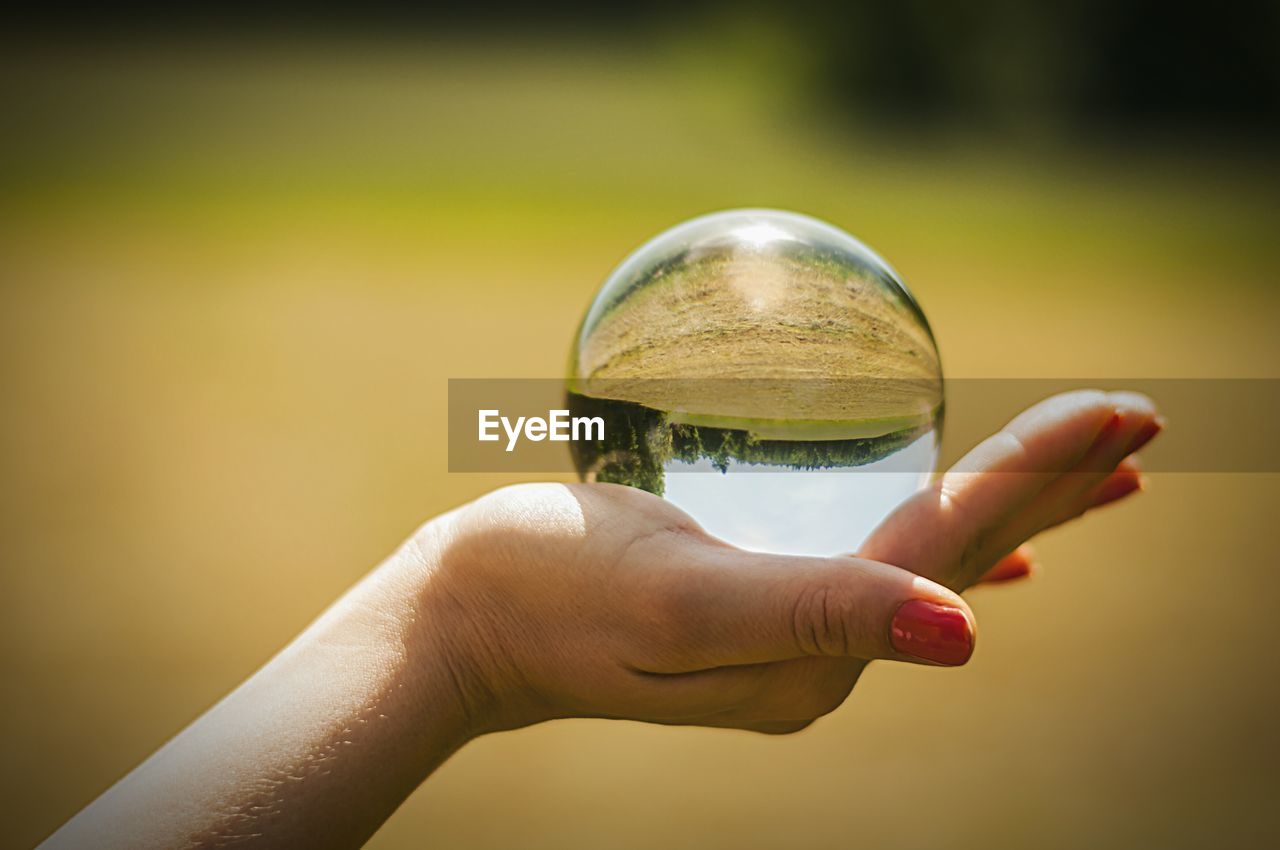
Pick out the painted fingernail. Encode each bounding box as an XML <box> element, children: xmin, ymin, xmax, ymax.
<box><xmin>1092</xmin><ymin>472</ymin><xmax>1143</xmax><ymax>507</ymax></box>
<box><xmin>980</xmin><ymin>558</ymin><xmax>1034</xmax><ymax>583</ymax></box>
<box><xmin>890</xmin><ymin>600</ymin><xmax>975</xmax><ymax>666</ymax></box>
<box><xmin>1127</xmin><ymin>415</ymin><xmax>1165</xmax><ymax>454</ymax></box>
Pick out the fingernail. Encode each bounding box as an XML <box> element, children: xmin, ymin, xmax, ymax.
<box><xmin>1092</xmin><ymin>472</ymin><xmax>1142</xmax><ymax>507</ymax></box>
<box><xmin>1127</xmin><ymin>415</ymin><xmax>1165</xmax><ymax>454</ymax></box>
<box><xmin>891</xmin><ymin>600</ymin><xmax>974</xmax><ymax>666</ymax></box>
<box><xmin>980</xmin><ymin>559</ymin><xmax>1034</xmax><ymax>583</ymax></box>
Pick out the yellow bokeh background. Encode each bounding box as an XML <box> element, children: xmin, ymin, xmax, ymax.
<box><xmin>2</xmin><ymin>39</ymin><xmax>1278</xmax><ymax>849</ymax></box>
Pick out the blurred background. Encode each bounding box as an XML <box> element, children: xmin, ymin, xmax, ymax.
<box><xmin>2</xmin><ymin>2</ymin><xmax>1278</xmax><ymax>848</ymax></box>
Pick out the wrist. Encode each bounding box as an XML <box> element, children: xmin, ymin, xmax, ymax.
<box><xmin>392</xmin><ymin>507</ymin><xmax>560</xmax><ymax>737</ymax></box>
<box><xmin>378</xmin><ymin>514</ymin><xmax>510</xmax><ymax>742</ymax></box>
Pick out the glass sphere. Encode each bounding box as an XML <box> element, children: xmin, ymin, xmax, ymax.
<box><xmin>568</xmin><ymin>209</ymin><xmax>943</xmax><ymax>555</ymax></box>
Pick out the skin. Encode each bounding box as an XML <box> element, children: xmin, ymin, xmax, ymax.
<box><xmin>42</xmin><ymin>390</ymin><xmax>1161</xmax><ymax>849</ymax></box>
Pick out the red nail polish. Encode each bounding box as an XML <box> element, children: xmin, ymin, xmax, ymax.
<box><xmin>980</xmin><ymin>558</ymin><xmax>1034</xmax><ymax>583</ymax></box>
<box><xmin>1127</xmin><ymin>416</ymin><xmax>1164</xmax><ymax>454</ymax></box>
<box><xmin>890</xmin><ymin>600</ymin><xmax>974</xmax><ymax>666</ymax></box>
<box><xmin>1092</xmin><ymin>472</ymin><xmax>1142</xmax><ymax>507</ymax></box>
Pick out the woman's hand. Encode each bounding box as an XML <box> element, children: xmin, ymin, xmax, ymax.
<box><xmin>418</xmin><ymin>389</ymin><xmax>1162</xmax><ymax>738</ymax></box>
<box><xmin>418</xmin><ymin>482</ymin><xmax>976</xmax><ymax>737</ymax></box>
<box><xmin>44</xmin><ymin>389</ymin><xmax>1161</xmax><ymax>849</ymax></box>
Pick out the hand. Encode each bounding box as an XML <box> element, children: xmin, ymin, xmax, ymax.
<box><xmin>45</xmin><ymin>390</ymin><xmax>1161</xmax><ymax>849</ymax></box>
<box><xmin>420</xmin><ymin>481</ymin><xmax>975</xmax><ymax>737</ymax></box>
<box><xmin>419</xmin><ymin>389</ymin><xmax>1162</xmax><ymax>737</ymax></box>
<box><xmin>747</xmin><ymin>389</ymin><xmax>1164</xmax><ymax>727</ymax></box>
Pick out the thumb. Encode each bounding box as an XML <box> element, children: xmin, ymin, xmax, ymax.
<box><xmin>647</xmin><ymin>543</ymin><xmax>977</xmax><ymax>672</ymax></box>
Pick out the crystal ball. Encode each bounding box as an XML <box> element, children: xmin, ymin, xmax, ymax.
<box><xmin>568</xmin><ymin>209</ymin><xmax>943</xmax><ymax>555</ymax></box>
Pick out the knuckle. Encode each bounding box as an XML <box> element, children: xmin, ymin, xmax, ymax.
<box><xmin>791</xmin><ymin>583</ymin><xmax>858</xmax><ymax>657</ymax></box>
<box><xmin>591</xmin><ymin>481</ymin><xmax>707</xmax><ymax>534</ymax></box>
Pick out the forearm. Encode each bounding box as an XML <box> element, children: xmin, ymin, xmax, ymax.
<box><xmin>43</xmin><ymin>526</ymin><xmax>472</xmax><ymax>850</ymax></box>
